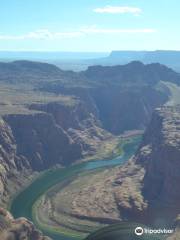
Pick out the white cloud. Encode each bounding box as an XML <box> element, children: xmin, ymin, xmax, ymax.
<box><xmin>93</xmin><ymin>5</ymin><xmax>142</xmax><ymax>15</ymax></box>
<box><xmin>81</xmin><ymin>26</ymin><xmax>156</xmax><ymax>34</ymax></box>
<box><xmin>0</xmin><ymin>29</ymin><xmax>83</xmax><ymax>40</ymax></box>
<box><xmin>0</xmin><ymin>27</ymin><xmax>156</xmax><ymax>41</ymax></box>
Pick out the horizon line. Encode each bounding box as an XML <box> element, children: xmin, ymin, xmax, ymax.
<box><xmin>0</xmin><ymin>49</ymin><xmax>180</xmax><ymax>53</ymax></box>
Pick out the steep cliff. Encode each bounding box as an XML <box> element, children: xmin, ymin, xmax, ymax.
<box><xmin>89</xmin><ymin>86</ymin><xmax>168</xmax><ymax>134</ymax></box>
<box><xmin>0</xmin><ymin>99</ymin><xmax>113</xmax><ymax>205</ymax></box>
<box><xmin>80</xmin><ymin>62</ymin><xmax>180</xmax><ymax>133</ymax></box>
<box><xmin>0</xmin><ymin>118</ymin><xmax>29</xmax><ymax>205</ymax></box>
<box><xmin>0</xmin><ymin>118</ymin><xmax>15</xmax><ymax>201</ymax></box>
<box><xmin>40</xmin><ymin>61</ymin><xmax>180</xmax><ymax>134</ymax></box>
<box><xmin>4</xmin><ymin>112</ymin><xmax>82</xmax><ymax>170</ymax></box>
<box><xmin>136</xmin><ymin>106</ymin><xmax>180</xmax><ymax>211</ymax></box>
<box><xmin>29</xmin><ymin>101</ymin><xmax>112</xmax><ymax>156</ymax></box>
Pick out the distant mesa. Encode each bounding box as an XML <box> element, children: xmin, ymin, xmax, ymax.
<box><xmin>105</xmin><ymin>50</ymin><xmax>180</xmax><ymax>72</ymax></box>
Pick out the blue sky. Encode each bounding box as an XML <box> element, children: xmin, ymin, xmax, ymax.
<box><xmin>0</xmin><ymin>0</ymin><xmax>179</xmax><ymax>52</ymax></box>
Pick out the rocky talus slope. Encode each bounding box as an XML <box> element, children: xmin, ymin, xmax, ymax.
<box><xmin>0</xmin><ymin>208</ymin><xmax>51</xmax><ymax>240</ymax></box>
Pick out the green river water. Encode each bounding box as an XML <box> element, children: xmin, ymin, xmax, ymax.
<box><xmin>10</xmin><ymin>136</ymin><xmax>142</xmax><ymax>240</ymax></box>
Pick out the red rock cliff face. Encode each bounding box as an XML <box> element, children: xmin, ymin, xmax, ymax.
<box><xmin>0</xmin><ymin>118</ymin><xmax>29</xmax><ymax>203</ymax></box>
<box><xmin>42</xmin><ymin>85</ymin><xmax>169</xmax><ymax>135</ymax></box>
<box><xmin>30</xmin><ymin>101</ymin><xmax>100</xmax><ymax>132</ymax></box>
<box><xmin>0</xmin><ymin>111</ymin><xmax>77</xmax><ymax>203</ymax></box>
<box><xmin>30</xmin><ymin>101</ymin><xmax>112</xmax><ymax>156</ymax></box>
<box><xmin>4</xmin><ymin>112</ymin><xmax>82</xmax><ymax>170</ymax></box>
<box><xmin>89</xmin><ymin>86</ymin><xmax>168</xmax><ymax>134</ymax></box>
<box><xmin>137</xmin><ymin>107</ymin><xmax>180</xmax><ymax>205</ymax></box>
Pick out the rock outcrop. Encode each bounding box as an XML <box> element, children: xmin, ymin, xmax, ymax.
<box><xmin>0</xmin><ymin>208</ymin><xmax>51</xmax><ymax>240</ymax></box>
<box><xmin>137</xmin><ymin>106</ymin><xmax>180</xmax><ymax>205</ymax></box>
<box><xmin>29</xmin><ymin>101</ymin><xmax>111</xmax><ymax>156</ymax></box>
<box><xmin>0</xmin><ymin>118</ymin><xmax>25</xmax><ymax>204</ymax></box>
<box><xmin>4</xmin><ymin>112</ymin><xmax>82</xmax><ymax>170</ymax></box>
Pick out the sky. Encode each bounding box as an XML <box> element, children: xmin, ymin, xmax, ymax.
<box><xmin>0</xmin><ymin>0</ymin><xmax>179</xmax><ymax>52</ymax></box>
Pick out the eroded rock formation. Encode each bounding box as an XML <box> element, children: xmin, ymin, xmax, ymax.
<box><xmin>0</xmin><ymin>208</ymin><xmax>51</xmax><ymax>240</ymax></box>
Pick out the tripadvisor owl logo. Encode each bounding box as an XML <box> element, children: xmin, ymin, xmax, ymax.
<box><xmin>134</xmin><ymin>226</ymin><xmax>174</xmax><ymax>236</ymax></box>
<box><xmin>135</xmin><ymin>226</ymin><xmax>144</xmax><ymax>236</ymax></box>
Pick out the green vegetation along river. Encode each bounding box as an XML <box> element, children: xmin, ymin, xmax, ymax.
<box><xmin>10</xmin><ymin>136</ymin><xmax>141</xmax><ymax>240</ymax></box>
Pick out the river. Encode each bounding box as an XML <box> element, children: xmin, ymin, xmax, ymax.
<box><xmin>10</xmin><ymin>136</ymin><xmax>141</xmax><ymax>240</ymax></box>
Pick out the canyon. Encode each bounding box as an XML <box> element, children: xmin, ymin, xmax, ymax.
<box><xmin>2</xmin><ymin>105</ymin><xmax>179</xmax><ymax>238</ymax></box>
<box><xmin>53</xmin><ymin>106</ymin><xmax>180</xmax><ymax>239</ymax></box>
<box><xmin>0</xmin><ymin>60</ymin><xmax>180</xmax><ymax>239</ymax></box>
